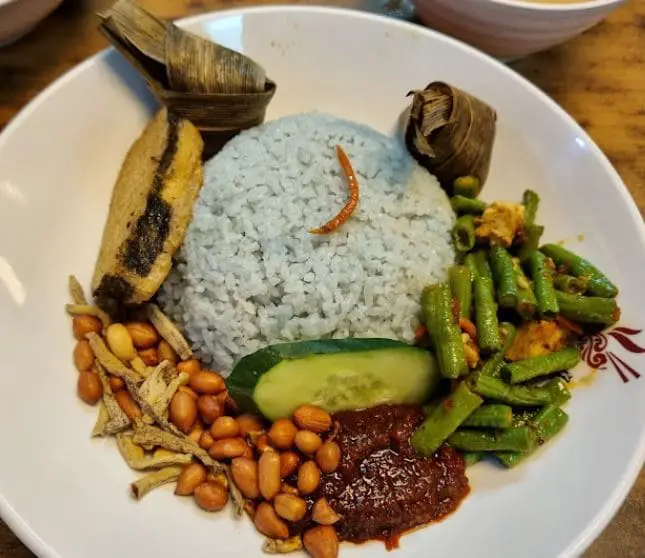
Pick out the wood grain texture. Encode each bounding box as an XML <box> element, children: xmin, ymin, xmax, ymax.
<box><xmin>0</xmin><ymin>0</ymin><xmax>644</xmax><ymax>556</ymax></box>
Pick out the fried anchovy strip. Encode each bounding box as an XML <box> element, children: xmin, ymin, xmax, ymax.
<box><xmin>66</xmin><ymin>304</ymin><xmax>111</xmax><ymax>329</ymax></box>
<box><xmin>262</xmin><ymin>537</ymin><xmax>303</xmax><ymax>554</ymax></box>
<box><xmin>130</xmin><ymin>356</ymin><xmax>152</xmax><ymax>378</ymax></box>
<box><xmin>68</xmin><ymin>275</ymin><xmax>88</xmax><ymax>305</ymax></box>
<box><xmin>130</xmin><ymin>466</ymin><xmax>183</xmax><ymax>500</ymax></box>
<box><xmin>94</xmin><ymin>363</ymin><xmax>131</xmax><ymax>436</ymax></box>
<box><xmin>132</xmin><ymin>424</ymin><xmax>222</xmax><ymax>471</ymax></box>
<box><xmin>224</xmin><ymin>465</ymin><xmax>245</xmax><ymax>516</ymax></box>
<box><xmin>146</xmin><ymin>303</ymin><xmax>193</xmax><ymax>360</ymax></box>
<box><xmin>116</xmin><ymin>434</ymin><xmax>192</xmax><ymax>470</ymax></box>
<box><xmin>87</xmin><ymin>332</ymin><xmax>142</xmax><ymax>384</ymax></box>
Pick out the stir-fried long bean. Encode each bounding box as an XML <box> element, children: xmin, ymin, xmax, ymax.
<box><xmin>473</xmin><ymin>251</ymin><xmax>502</xmax><ymax>354</ymax></box>
<box><xmin>451</xmin><ymin>195</ymin><xmax>487</xmax><ymax>215</ymax></box>
<box><xmin>411</xmin><ymin>382</ymin><xmax>483</xmax><ymax>456</ymax></box>
<box><xmin>470</xmin><ymin>374</ymin><xmax>553</xmax><ymax>406</ymax></box>
<box><xmin>555</xmin><ymin>291</ymin><xmax>620</xmax><ymax>325</ymax></box>
<box><xmin>554</xmin><ymin>274</ymin><xmax>588</xmax><ymax>295</ymax></box>
<box><xmin>453</xmin><ymin>176</ymin><xmax>481</xmax><ymax>198</ymax></box>
<box><xmin>489</xmin><ymin>246</ymin><xmax>517</xmax><ymax>308</ymax></box>
<box><xmin>462</xmin><ymin>404</ymin><xmax>513</xmax><ymax>428</ymax></box>
<box><xmin>502</xmin><ymin>347</ymin><xmax>581</xmax><ymax>384</ymax></box>
<box><xmin>421</xmin><ymin>283</ymin><xmax>469</xmax><ymax>379</ymax></box>
<box><xmin>528</xmin><ymin>251</ymin><xmax>559</xmax><ymax>316</ymax></box>
<box><xmin>522</xmin><ymin>190</ymin><xmax>540</xmax><ymax>227</ymax></box>
<box><xmin>449</xmin><ymin>265</ymin><xmax>473</xmax><ymax>319</ymax></box>
<box><xmin>518</xmin><ymin>224</ymin><xmax>545</xmax><ymax>263</ymax></box>
<box><xmin>496</xmin><ymin>405</ymin><xmax>569</xmax><ymax>468</ymax></box>
<box><xmin>452</xmin><ymin>216</ymin><xmax>476</xmax><ymax>253</ymax></box>
<box><xmin>513</xmin><ymin>260</ymin><xmax>537</xmax><ymax>319</ymax></box>
<box><xmin>541</xmin><ymin>244</ymin><xmax>618</xmax><ymax>298</ymax></box>
<box><xmin>448</xmin><ymin>427</ymin><xmax>535</xmax><ymax>452</ymax></box>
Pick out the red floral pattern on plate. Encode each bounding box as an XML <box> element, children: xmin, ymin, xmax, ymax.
<box><xmin>580</xmin><ymin>327</ymin><xmax>645</xmax><ymax>383</ymax></box>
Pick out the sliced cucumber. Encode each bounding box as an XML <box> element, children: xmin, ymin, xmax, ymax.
<box><xmin>227</xmin><ymin>338</ymin><xmax>440</xmax><ymax>420</ymax></box>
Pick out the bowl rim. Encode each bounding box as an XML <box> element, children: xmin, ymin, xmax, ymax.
<box><xmin>485</xmin><ymin>0</ymin><xmax>625</xmax><ymax>12</ymax></box>
<box><xmin>0</xmin><ymin>5</ymin><xmax>643</xmax><ymax>558</ymax></box>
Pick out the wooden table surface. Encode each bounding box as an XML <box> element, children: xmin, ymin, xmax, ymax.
<box><xmin>0</xmin><ymin>0</ymin><xmax>644</xmax><ymax>556</ymax></box>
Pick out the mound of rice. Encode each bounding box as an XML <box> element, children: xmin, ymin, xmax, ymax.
<box><xmin>158</xmin><ymin>113</ymin><xmax>456</xmax><ymax>371</ymax></box>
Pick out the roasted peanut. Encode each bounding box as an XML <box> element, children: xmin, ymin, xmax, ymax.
<box><xmin>303</xmin><ymin>526</ymin><xmax>339</xmax><ymax>558</ymax></box>
<box><xmin>207</xmin><ymin>471</ymin><xmax>228</xmax><ymax>489</ymax></box>
<box><xmin>312</xmin><ymin>498</ymin><xmax>340</xmax><ymax>525</ymax></box>
<box><xmin>169</xmin><ymin>391</ymin><xmax>198</xmax><ymax>434</ymax></box>
<box><xmin>295</xmin><ymin>430</ymin><xmax>322</xmax><ymax>455</ymax></box>
<box><xmin>106</xmin><ymin>323</ymin><xmax>137</xmax><ymax>361</ymax></box>
<box><xmin>231</xmin><ymin>457</ymin><xmax>260</xmax><ymax>499</ymax></box>
<box><xmin>208</xmin><ymin>438</ymin><xmax>249</xmax><ymax>460</ymax></box>
<box><xmin>254</xmin><ymin>502</ymin><xmax>289</xmax><ymax>540</ymax></box>
<box><xmin>114</xmin><ymin>390</ymin><xmax>142</xmax><ymax>421</ymax></box>
<box><xmin>138</xmin><ymin>348</ymin><xmax>159</xmax><ymax>366</ymax></box>
<box><xmin>199</xmin><ymin>431</ymin><xmax>215</xmax><ymax>450</ymax></box>
<box><xmin>177</xmin><ymin>358</ymin><xmax>201</xmax><ymax>377</ymax></box>
<box><xmin>242</xmin><ymin>444</ymin><xmax>254</xmax><ymax>459</ymax></box>
<box><xmin>210</xmin><ymin>416</ymin><xmax>240</xmax><ymax>440</ymax></box>
<box><xmin>178</xmin><ymin>385</ymin><xmax>199</xmax><ymax>400</ymax></box>
<box><xmin>281</xmin><ymin>483</ymin><xmax>299</xmax><ymax>496</ymax></box>
<box><xmin>293</xmin><ymin>405</ymin><xmax>332</xmax><ymax>433</ymax></box>
<box><xmin>216</xmin><ymin>391</ymin><xmax>239</xmax><ymax>414</ymax></box>
<box><xmin>188</xmin><ymin>423</ymin><xmax>205</xmax><ymax>444</ymax></box>
<box><xmin>125</xmin><ymin>322</ymin><xmax>159</xmax><ymax>349</ymax></box>
<box><xmin>236</xmin><ymin>414</ymin><xmax>264</xmax><ymax>437</ymax></box>
<box><xmin>175</xmin><ymin>463</ymin><xmax>207</xmax><ymax>496</ymax></box>
<box><xmin>268</xmin><ymin>418</ymin><xmax>298</xmax><ymax>449</ymax></box>
<box><xmin>193</xmin><ymin>481</ymin><xmax>228</xmax><ymax>512</ymax></box>
<box><xmin>297</xmin><ymin>461</ymin><xmax>321</xmax><ymax>495</ymax></box>
<box><xmin>73</xmin><ymin>340</ymin><xmax>94</xmax><ymax>371</ymax></box>
<box><xmin>190</xmin><ymin>370</ymin><xmax>226</xmax><ymax>395</ymax></box>
<box><xmin>256</xmin><ymin>434</ymin><xmax>271</xmax><ymax>454</ymax></box>
<box><xmin>77</xmin><ymin>370</ymin><xmax>102</xmax><ymax>405</ymax></box>
<box><xmin>274</xmin><ymin>493</ymin><xmax>307</xmax><ymax>522</ymax></box>
<box><xmin>72</xmin><ymin>315</ymin><xmax>102</xmax><ymax>340</ymax></box>
<box><xmin>157</xmin><ymin>340</ymin><xmax>178</xmax><ymax>365</ymax></box>
<box><xmin>258</xmin><ymin>450</ymin><xmax>281</xmax><ymax>501</ymax></box>
<box><xmin>280</xmin><ymin>451</ymin><xmax>301</xmax><ymax>478</ymax></box>
<box><xmin>108</xmin><ymin>375</ymin><xmax>125</xmax><ymax>392</ymax></box>
<box><xmin>197</xmin><ymin>395</ymin><xmax>224</xmax><ymax>425</ymax></box>
<box><xmin>316</xmin><ymin>441</ymin><xmax>341</xmax><ymax>473</ymax></box>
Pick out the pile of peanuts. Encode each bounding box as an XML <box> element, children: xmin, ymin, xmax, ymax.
<box><xmin>71</xmin><ymin>312</ymin><xmax>341</xmax><ymax>558</ymax></box>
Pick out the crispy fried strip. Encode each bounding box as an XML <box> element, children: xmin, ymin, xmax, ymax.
<box><xmin>87</xmin><ymin>333</ymin><xmax>142</xmax><ymax>384</ymax></box>
<box><xmin>68</xmin><ymin>275</ymin><xmax>88</xmax><ymax>305</ymax></box>
<box><xmin>130</xmin><ymin>466</ymin><xmax>183</xmax><ymax>500</ymax></box>
<box><xmin>262</xmin><ymin>537</ymin><xmax>303</xmax><ymax>554</ymax></box>
<box><xmin>224</xmin><ymin>465</ymin><xmax>245</xmax><ymax>516</ymax></box>
<box><xmin>145</xmin><ymin>303</ymin><xmax>193</xmax><ymax>360</ymax></box>
<box><xmin>130</xmin><ymin>356</ymin><xmax>152</xmax><ymax>378</ymax></box>
<box><xmin>65</xmin><ymin>304</ymin><xmax>111</xmax><ymax>329</ymax></box>
<box><xmin>117</xmin><ymin>434</ymin><xmax>192</xmax><ymax>470</ymax></box>
<box><xmin>95</xmin><ymin>363</ymin><xmax>131</xmax><ymax>435</ymax></box>
<box><xmin>91</xmin><ymin>402</ymin><xmax>110</xmax><ymax>438</ymax></box>
<box><xmin>154</xmin><ymin>372</ymin><xmax>189</xmax><ymax>417</ymax></box>
<box><xmin>132</xmin><ymin>424</ymin><xmax>222</xmax><ymax>471</ymax></box>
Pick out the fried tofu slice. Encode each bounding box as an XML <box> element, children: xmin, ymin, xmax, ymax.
<box><xmin>505</xmin><ymin>320</ymin><xmax>569</xmax><ymax>362</ymax></box>
<box><xmin>476</xmin><ymin>201</ymin><xmax>525</xmax><ymax>247</ymax></box>
<box><xmin>92</xmin><ymin>108</ymin><xmax>204</xmax><ymax>312</ymax></box>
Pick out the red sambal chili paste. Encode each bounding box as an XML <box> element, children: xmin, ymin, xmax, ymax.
<box><xmin>318</xmin><ymin>404</ymin><xmax>469</xmax><ymax>548</ymax></box>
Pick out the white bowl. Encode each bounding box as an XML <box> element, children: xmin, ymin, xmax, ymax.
<box><xmin>412</xmin><ymin>0</ymin><xmax>626</xmax><ymax>59</ymax></box>
<box><xmin>1</xmin><ymin>6</ymin><xmax>645</xmax><ymax>558</ymax></box>
<box><xmin>0</xmin><ymin>0</ymin><xmax>62</xmax><ymax>47</ymax></box>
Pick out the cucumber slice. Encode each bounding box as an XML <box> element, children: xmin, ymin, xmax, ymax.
<box><xmin>227</xmin><ymin>338</ymin><xmax>440</xmax><ymax>420</ymax></box>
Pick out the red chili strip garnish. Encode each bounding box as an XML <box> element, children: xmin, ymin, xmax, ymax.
<box><xmin>414</xmin><ymin>324</ymin><xmax>428</xmax><ymax>341</ymax></box>
<box><xmin>310</xmin><ymin>145</ymin><xmax>360</xmax><ymax>234</ymax></box>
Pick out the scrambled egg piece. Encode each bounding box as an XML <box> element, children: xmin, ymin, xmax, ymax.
<box><xmin>476</xmin><ymin>202</ymin><xmax>525</xmax><ymax>247</ymax></box>
<box><xmin>505</xmin><ymin>320</ymin><xmax>569</xmax><ymax>362</ymax></box>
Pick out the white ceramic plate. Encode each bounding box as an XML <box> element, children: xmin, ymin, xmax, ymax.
<box><xmin>1</xmin><ymin>6</ymin><xmax>644</xmax><ymax>558</ymax></box>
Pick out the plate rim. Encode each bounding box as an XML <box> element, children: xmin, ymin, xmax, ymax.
<box><xmin>1</xmin><ymin>5</ymin><xmax>644</xmax><ymax>558</ymax></box>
